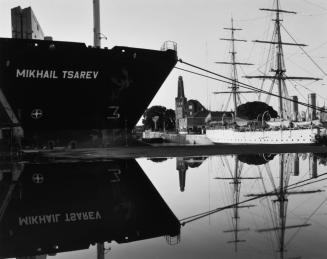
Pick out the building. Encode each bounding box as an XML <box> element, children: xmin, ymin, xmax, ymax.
<box><xmin>175</xmin><ymin>76</ymin><xmax>188</xmax><ymax>130</ymax></box>
<box><xmin>175</xmin><ymin>76</ymin><xmax>233</xmax><ymax>132</ymax></box>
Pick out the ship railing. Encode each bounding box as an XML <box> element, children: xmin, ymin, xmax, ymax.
<box><xmin>160</xmin><ymin>41</ymin><xmax>177</xmax><ymax>52</ymax></box>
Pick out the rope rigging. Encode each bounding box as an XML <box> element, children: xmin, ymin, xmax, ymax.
<box><xmin>175</xmin><ymin>59</ymin><xmax>327</xmax><ymax>113</ymax></box>
<box><xmin>281</xmin><ymin>24</ymin><xmax>327</xmax><ymax>77</ymax></box>
<box><xmin>303</xmin><ymin>0</ymin><xmax>327</xmax><ymax>11</ymax></box>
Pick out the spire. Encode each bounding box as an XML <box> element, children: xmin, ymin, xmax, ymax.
<box><xmin>176</xmin><ymin>157</ymin><xmax>188</xmax><ymax>192</ymax></box>
<box><xmin>175</xmin><ymin>76</ymin><xmax>187</xmax><ymax>131</ymax></box>
<box><xmin>177</xmin><ymin>76</ymin><xmax>185</xmax><ymax>98</ymax></box>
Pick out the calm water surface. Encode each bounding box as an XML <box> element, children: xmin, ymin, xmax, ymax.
<box><xmin>1</xmin><ymin>152</ymin><xmax>327</xmax><ymax>258</ymax></box>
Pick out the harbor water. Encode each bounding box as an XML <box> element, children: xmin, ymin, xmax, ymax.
<box><xmin>1</xmin><ymin>148</ymin><xmax>327</xmax><ymax>258</ymax></box>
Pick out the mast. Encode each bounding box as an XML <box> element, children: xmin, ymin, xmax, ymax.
<box><xmin>215</xmin><ymin>18</ymin><xmax>253</xmax><ymax>117</ymax></box>
<box><xmin>229</xmin><ymin>18</ymin><xmax>240</xmax><ymax>115</ymax></box>
<box><xmin>93</xmin><ymin>0</ymin><xmax>101</xmax><ymax>47</ymax></box>
<box><xmin>222</xmin><ymin>156</ymin><xmax>250</xmax><ymax>251</ymax></box>
<box><xmin>94</xmin><ymin>2</ymin><xmax>104</xmax><ymax>256</ymax></box>
<box><xmin>245</xmin><ymin>0</ymin><xmax>321</xmax><ymax>120</ymax></box>
<box><xmin>275</xmin><ymin>0</ymin><xmax>285</xmax><ymax>119</ymax></box>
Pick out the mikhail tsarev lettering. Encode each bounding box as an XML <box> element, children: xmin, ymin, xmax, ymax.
<box><xmin>18</xmin><ymin>211</ymin><xmax>102</xmax><ymax>226</ymax></box>
<box><xmin>16</xmin><ymin>69</ymin><xmax>99</xmax><ymax>79</ymax></box>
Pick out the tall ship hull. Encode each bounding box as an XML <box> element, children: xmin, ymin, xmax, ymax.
<box><xmin>206</xmin><ymin>128</ymin><xmax>319</xmax><ymax>145</ymax></box>
<box><xmin>0</xmin><ymin>38</ymin><xmax>177</xmax><ymax>148</ymax></box>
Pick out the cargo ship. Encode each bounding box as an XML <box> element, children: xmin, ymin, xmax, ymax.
<box><xmin>0</xmin><ymin>2</ymin><xmax>177</xmax><ymax>149</ymax></box>
<box><xmin>0</xmin><ymin>159</ymin><xmax>180</xmax><ymax>258</ymax></box>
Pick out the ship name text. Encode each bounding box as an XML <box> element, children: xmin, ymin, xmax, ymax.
<box><xmin>16</xmin><ymin>69</ymin><xmax>99</xmax><ymax>79</ymax></box>
<box><xmin>18</xmin><ymin>211</ymin><xmax>102</xmax><ymax>226</ymax></box>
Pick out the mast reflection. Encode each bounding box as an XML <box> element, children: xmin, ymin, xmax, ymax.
<box><xmin>216</xmin><ymin>154</ymin><xmax>261</xmax><ymax>251</ymax></box>
<box><xmin>180</xmin><ymin>152</ymin><xmax>326</xmax><ymax>258</ymax></box>
<box><xmin>246</xmin><ymin>153</ymin><xmax>322</xmax><ymax>259</ymax></box>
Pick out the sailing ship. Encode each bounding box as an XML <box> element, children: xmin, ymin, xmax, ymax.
<box><xmin>0</xmin><ymin>1</ymin><xmax>177</xmax><ymax>149</ymax></box>
<box><xmin>206</xmin><ymin>0</ymin><xmax>325</xmax><ymax>145</ymax></box>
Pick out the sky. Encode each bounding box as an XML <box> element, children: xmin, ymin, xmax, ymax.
<box><xmin>1</xmin><ymin>0</ymin><xmax>327</xmax><ymax>114</ymax></box>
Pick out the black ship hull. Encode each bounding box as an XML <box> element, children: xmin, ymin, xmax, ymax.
<box><xmin>0</xmin><ymin>159</ymin><xmax>180</xmax><ymax>258</ymax></box>
<box><xmin>0</xmin><ymin>38</ymin><xmax>177</xmax><ymax>148</ymax></box>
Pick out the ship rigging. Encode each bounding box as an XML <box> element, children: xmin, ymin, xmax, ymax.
<box><xmin>213</xmin><ymin>17</ymin><xmax>255</xmax><ymax>116</ymax></box>
<box><xmin>244</xmin><ymin>0</ymin><xmax>321</xmax><ymax>120</ymax></box>
<box><xmin>199</xmin><ymin>0</ymin><xmax>327</xmax><ymax>144</ymax></box>
<box><xmin>175</xmin><ymin>0</ymin><xmax>327</xmax><ymax>119</ymax></box>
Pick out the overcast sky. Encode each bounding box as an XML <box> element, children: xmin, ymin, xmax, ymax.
<box><xmin>1</xmin><ymin>0</ymin><xmax>326</xmax><ymax>114</ymax></box>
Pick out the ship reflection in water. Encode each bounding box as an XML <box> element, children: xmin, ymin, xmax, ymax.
<box><xmin>1</xmin><ymin>152</ymin><xmax>327</xmax><ymax>258</ymax></box>
<box><xmin>142</xmin><ymin>152</ymin><xmax>327</xmax><ymax>259</ymax></box>
<box><xmin>0</xmin><ymin>158</ymin><xmax>180</xmax><ymax>258</ymax></box>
